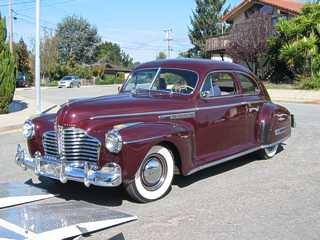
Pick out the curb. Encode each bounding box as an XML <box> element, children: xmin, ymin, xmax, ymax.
<box><xmin>273</xmin><ymin>99</ymin><xmax>320</xmax><ymax>104</ymax></box>
<box><xmin>0</xmin><ymin>124</ymin><xmax>22</xmax><ymax>135</ymax></box>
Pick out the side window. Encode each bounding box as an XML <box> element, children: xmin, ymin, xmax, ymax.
<box><xmin>238</xmin><ymin>74</ymin><xmax>260</xmax><ymax>95</ymax></box>
<box><xmin>201</xmin><ymin>72</ymin><xmax>237</xmax><ymax>98</ymax></box>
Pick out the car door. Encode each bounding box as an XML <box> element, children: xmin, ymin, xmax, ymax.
<box><xmin>195</xmin><ymin>71</ymin><xmax>250</xmax><ymax>164</ymax></box>
<box><xmin>236</xmin><ymin>72</ymin><xmax>265</xmax><ymax>146</ymax></box>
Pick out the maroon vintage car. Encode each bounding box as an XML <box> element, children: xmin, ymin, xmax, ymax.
<box><xmin>16</xmin><ymin>59</ymin><xmax>294</xmax><ymax>202</ymax></box>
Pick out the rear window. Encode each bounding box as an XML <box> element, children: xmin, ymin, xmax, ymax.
<box><xmin>238</xmin><ymin>74</ymin><xmax>260</xmax><ymax>95</ymax></box>
<box><xmin>63</xmin><ymin>76</ymin><xmax>73</xmax><ymax>80</ymax></box>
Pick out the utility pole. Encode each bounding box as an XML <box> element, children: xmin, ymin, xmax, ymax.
<box><xmin>164</xmin><ymin>29</ymin><xmax>173</xmax><ymax>58</ymax></box>
<box><xmin>8</xmin><ymin>0</ymin><xmax>13</xmax><ymax>52</ymax></box>
<box><xmin>35</xmin><ymin>0</ymin><xmax>41</xmax><ymax>114</ymax></box>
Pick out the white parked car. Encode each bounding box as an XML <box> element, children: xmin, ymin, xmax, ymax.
<box><xmin>58</xmin><ymin>76</ymin><xmax>81</xmax><ymax>88</ymax></box>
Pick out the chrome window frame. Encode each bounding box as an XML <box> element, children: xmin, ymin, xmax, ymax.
<box><xmin>121</xmin><ymin>67</ymin><xmax>200</xmax><ymax>96</ymax></box>
<box><xmin>199</xmin><ymin>70</ymin><xmax>262</xmax><ymax>100</ymax></box>
<box><xmin>199</xmin><ymin>70</ymin><xmax>241</xmax><ymax>100</ymax></box>
<box><xmin>235</xmin><ymin>71</ymin><xmax>262</xmax><ymax>96</ymax></box>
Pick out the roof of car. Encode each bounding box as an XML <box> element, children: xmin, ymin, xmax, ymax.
<box><xmin>136</xmin><ymin>58</ymin><xmax>250</xmax><ymax>74</ymax></box>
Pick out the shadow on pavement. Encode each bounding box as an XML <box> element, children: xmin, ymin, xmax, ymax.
<box><xmin>173</xmin><ymin>153</ymin><xmax>258</xmax><ymax>188</ymax></box>
<box><xmin>24</xmin><ymin>145</ymin><xmax>286</xmax><ymax>204</ymax></box>
<box><xmin>8</xmin><ymin>100</ymin><xmax>28</xmax><ymax>113</ymax></box>
<box><xmin>25</xmin><ymin>178</ymin><xmax>128</xmax><ymax>207</ymax></box>
<box><xmin>174</xmin><ymin>144</ymin><xmax>286</xmax><ymax>188</ymax></box>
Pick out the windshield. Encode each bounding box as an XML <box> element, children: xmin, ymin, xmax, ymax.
<box><xmin>122</xmin><ymin>68</ymin><xmax>198</xmax><ymax>95</ymax></box>
<box><xmin>62</xmin><ymin>76</ymin><xmax>74</xmax><ymax>81</ymax></box>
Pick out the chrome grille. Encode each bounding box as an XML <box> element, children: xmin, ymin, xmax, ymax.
<box><xmin>43</xmin><ymin>131</ymin><xmax>59</xmax><ymax>156</ymax></box>
<box><xmin>42</xmin><ymin>127</ymin><xmax>100</xmax><ymax>162</ymax></box>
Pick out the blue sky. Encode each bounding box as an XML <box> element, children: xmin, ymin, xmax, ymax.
<box><xmin>0</xmin><ymin>0</ymin><xmax>307</xmax><ymax>62</ymax></box>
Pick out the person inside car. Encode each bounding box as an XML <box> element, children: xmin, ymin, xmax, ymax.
<box><xmin>211</xmin><ymin>77</ymin><xmax>221</xmax><ymax>96</ymax></box>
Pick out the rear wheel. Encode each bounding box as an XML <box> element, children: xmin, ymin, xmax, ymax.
<box><xmin>259</xmin><ymin>144</ymin><xmax>279</xmax><ymax>159</ymax></box>
<box><xmin>125</xmin><ymin>145</ymin><xmax>174</xmax><ymax>203</ymax></box>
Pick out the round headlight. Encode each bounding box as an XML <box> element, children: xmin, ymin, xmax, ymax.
<box><xmin>105</xmin><ymin>130</ymin><xmax>122</xmax><ymax>153</ymax></box>
<box><xmin>23</xmin><ymin>120</ymin><xmax>34</xmax><ymax>139</ymax></box>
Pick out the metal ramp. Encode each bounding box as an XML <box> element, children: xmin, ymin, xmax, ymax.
<box><xmin>0</xmin><ymin>183</ymin><xmax>137</xmax><ymax>240</ymax></box>
<box><xmin>0</xmin><ymin>183</ymin><xmax>55</xmax><ymax>209</ymax></box>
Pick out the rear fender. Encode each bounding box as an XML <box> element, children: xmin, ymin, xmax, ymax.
<box><xmin>119</xmin><ymin>122</ymin><xmax>195</xmax><ymax>180</ymax></box>
<box><xmin>257</xmin><ymin>102</ymin><xmax>291</xmax><ymax>146</ymax></box>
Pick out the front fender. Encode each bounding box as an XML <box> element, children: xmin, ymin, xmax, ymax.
<box><xmin>119</xmin><ymin>121</ymin><xmax>195</xmax><ymax>181</ymax></box>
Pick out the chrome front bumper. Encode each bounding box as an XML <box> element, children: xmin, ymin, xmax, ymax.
<box><xmin>15</xmin><ymin>144</ymin><xmax>122</xmax><ymax>187</ymax></box>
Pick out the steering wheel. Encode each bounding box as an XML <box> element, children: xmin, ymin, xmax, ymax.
<box><xmin>172</xmin><ymin>85</ymin><xmax>194</xmax><ymax>94</ymax></box>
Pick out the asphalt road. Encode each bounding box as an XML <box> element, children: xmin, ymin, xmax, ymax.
<box><xmin>16</xmin><ymin>85</ymin><xmax>120</xmax><ymax>106</ymax></box>
<box><xmin>0</xmin><ymin>100</ymin><xmax>319</xmax><ymax>239</ymax></box>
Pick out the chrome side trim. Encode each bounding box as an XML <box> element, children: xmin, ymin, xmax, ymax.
<box><xmin>159</xmin><ymin>112</ymin><xmax>196</xmax><ymax>120</ymax></box>
<box><xmin>113</xmin><ymin>122</ymin><xmax>144</xmax><ymax>130</ymax></box>
<box><xmin>275</xmin><ymin>127</ymin><xmax>289</xmax><ymax>136</ymax></box>
<box><xmin>90</xmin><ymin>100</ymin><xmax>266</xmax><ymax>120</ymax></box>
<box><xmin>123</xmin><ymin>135</ymin><xmax>166</xmax><ymax>145</ymax></box>
<box><xmin>187</xmin><ymin>136</ymin><xmax>289</xmax><ymax>176</ymax></box>
<box><xmin>90</xmin><ymin>108</ymin><xmax>196</xmax><ymax>120</ymax></box>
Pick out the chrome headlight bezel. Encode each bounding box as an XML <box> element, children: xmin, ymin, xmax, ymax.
<box><xmin>22</xmin><ymin>120</ymin><xmax>35</xmax><ymax>139</ymax></box>
<box><xmin>105</xmin><ymin>129</ymin><xmax>123</xmax><ymax>153</ymax></box>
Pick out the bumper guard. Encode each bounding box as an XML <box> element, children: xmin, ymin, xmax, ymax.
<box><xmin>15</xmin><ymin>144</ymin><xmax>122</xmax><ymax>187</ymax></box>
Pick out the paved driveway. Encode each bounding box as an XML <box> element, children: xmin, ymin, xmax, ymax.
<box><xmin>0</xmin><ymin>102</ymin><xmax>319</xmax><ymax>240</ymax></box>
<box><xmin>16</xmin><ymin>85</ymin><xmax>119</xmax><ymax>106</ymax></box>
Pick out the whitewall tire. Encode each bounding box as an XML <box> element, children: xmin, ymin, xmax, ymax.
<box><xmin>125</xmin><ymin>145</ymin><xmax>174</xmax><ymax>203</ymax></box>
<box><xmin>260</xmin><ymin>144</ymin><xmax>279</xmax><ymax>159</ymax></box>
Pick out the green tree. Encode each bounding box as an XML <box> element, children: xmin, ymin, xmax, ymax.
<box><xmin>156</xmin><ymin>51</ymin><xmax>167</xmax><ymax>59</ymax></box>
<box><xmin>41</xmin><ymin>31</ymin><xmax>59</xmax><ymax>82</ymax></box>
<box><xmin>0</xmin><ymin>14</ymin><xmax>16</xmax><ymax>113</ymax></box>
<box><xmin>268</xmin><ymin>3</ymin><xmax>320</xmax><ymax>87</ymax></box>
<box><xmin>56</xmin><ymin>16</ymin><xmax>100</xmax><ymax>64</ymax></box>
<box><xmin>96</xmin><ymin>41</ymin><xmax>133</xmax><ymax>67</ymax></box>
<box><xmin>188</xmin><ymin>0</ymin><xmax>229</xmax><ymax>57</ymax></box>
<box><xmin>15</xmin><ymin>38</ymin><xmax>30</xmax><ymax>76</ymax></box>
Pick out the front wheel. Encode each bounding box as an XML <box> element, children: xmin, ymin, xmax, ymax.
<box><xmin>259</xmin><ymin>144</ymin><xmax>279</xmax><ymax>159</ymax></box>
<box><xmin>125</xmin><ymin>145</ymin><xmax>174</xmax><ymax>203</ymax></box>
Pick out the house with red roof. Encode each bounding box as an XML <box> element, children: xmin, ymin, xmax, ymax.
<box><xmin>205</xmin><ymin>0</ymin><xmax>304</xmax><ymax>60</ymax></box>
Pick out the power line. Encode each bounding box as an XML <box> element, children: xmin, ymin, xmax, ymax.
<box><xmin>0</xmin><ymin>0</ymin><xmax>35</xmax><ymax>7</ymax></box>
<box><xmin>8</xmin><ymin>0</ymin><xmax>13</xmax><ymax>52</ymax></box>
<box><xmin>13</xmin><ymin>9</ymin><xmax>56</xmax><ymax>27</ymax></box>
<box><xmin>14</xmin><ymin>15</ymin><xmax>55</xmax><ymax>31</ymax></box>
<box><xmin>164</xmin><ymin>28</ymin><xmax>173</xmax><ymax>58</ymax></box>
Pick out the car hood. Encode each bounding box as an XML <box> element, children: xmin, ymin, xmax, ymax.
<box><xmin>56</xmin><ymin>92</ymin><xmax>192</xmax><ymax>127</ymax></box>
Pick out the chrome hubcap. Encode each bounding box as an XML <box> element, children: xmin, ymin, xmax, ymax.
<box><xmin>265</xmin><ymin>144</ymin><xmax>278</xmax><ymax>156</ymax></box>
<box><xmin>141</xmin><ymin>154</ymin><xmax>167</xmax><ymax>191</ymax></box>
